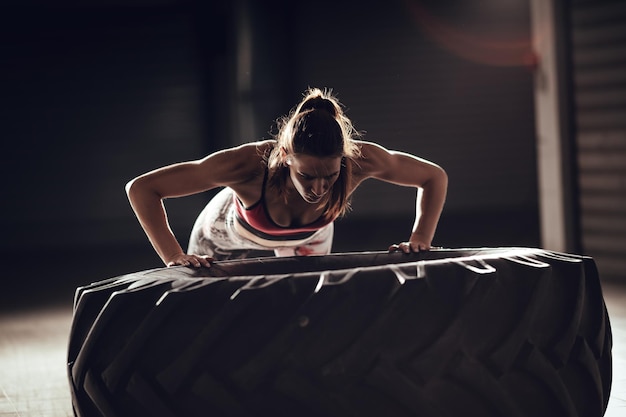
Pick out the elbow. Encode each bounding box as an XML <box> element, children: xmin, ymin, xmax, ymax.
<box><xmin>420</xmin><ymin>164</ymin><xmax>448</xmax><ymax>199</ymax></box>
<box><xmin>426</xmin><ymin>164</ymin><xmax>448</xmax><ymax>189</ymax></box>
<box><xmin>125</xmin><ymin>175</ymin><xmax>163</xmax><ymax>203</ymax></box>
<box><xmin>125</xmin><ymin>177</ymin><xmax>137</xmax><ymax>199</ymax></box>
<box><xmin>125</xmin><ymin>176</ymin><xmax>151</xmax><ymax>202</ymax></box>
<box><xmin>437</xmin><ymin>165</ymin><xmax>448</xmax><ymax>188</ymax></box>
<box><xmin>437</xmin><ymin>166</ymin><xmax>448</xmax><ymax>199</ymax></box>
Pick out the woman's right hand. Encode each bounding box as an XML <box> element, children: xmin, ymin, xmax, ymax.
<box><xmin>166</xmin><ymin>253</ymin><xmax>213</xmax><ymax>268</ymax></box>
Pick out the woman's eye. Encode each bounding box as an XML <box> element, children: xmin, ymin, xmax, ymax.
<box><xmin>298</xmin><ymin>172</ymin><xmax>337</xmax><ymax>180</ymax></box>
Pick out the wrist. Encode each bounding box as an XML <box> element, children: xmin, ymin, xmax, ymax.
<box><xmin>410</xmin><ymin>230</ymin><xmax>432</xmax><ymax>240</ymax></box>
<box><xmin>163</xmin><ymin>250</ymin><xmax>185</xmax><ymax>264</ymax></box>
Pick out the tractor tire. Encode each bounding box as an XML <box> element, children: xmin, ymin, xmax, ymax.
<box><xmin>67</xmin><ymin>247</ymin><xmax>612</xmax><ymax>417</ymax></box>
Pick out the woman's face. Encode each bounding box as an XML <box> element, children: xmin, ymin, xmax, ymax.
<box><xmin>286</xmin><ymin>153</ymin><xmax>342</xmax><ymax>204</ymax></box>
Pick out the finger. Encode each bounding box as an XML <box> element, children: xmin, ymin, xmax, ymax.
<box><xmin>175</xmin><ymin>256</ymin><xmax>193</xmax><ymax>267</ymax></box>
<box><xmin>188</xmin><ymin>255</ymin><xmax>211</xmax><ymax>268</ymax></box>
<box><xmin>413</xmin><ymin>242</ymin><xmax>430</xmax><ymax>252</ymax></box>
<box><xmin>167</xmin><ymin>258</ymin><xmax>192</xmax><ymax>267</ymax></box>
<box><xmin>388</xmin><ymin>244</ymin><xmax>400</xmax><ymax>252</ymax></box>
<box><xmin>199</xmin><ymin>256</ymin><xmax>213</xmax><ymax>267</ymax></box>
<box><xmin>181</xmin><ymin>256</ymin><xmax>204</xmax><ymax>268</ymax></box>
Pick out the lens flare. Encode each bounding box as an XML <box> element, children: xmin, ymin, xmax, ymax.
<box><xmin>405</xmin><ymin>0</ymin><xmax>535</xmax><ymax>68</ymax></box>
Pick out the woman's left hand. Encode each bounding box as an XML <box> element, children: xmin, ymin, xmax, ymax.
<box><xmin>388</xmin><ymin>239</ymin><xmax>431</xmax><ymax>253</ymax></box>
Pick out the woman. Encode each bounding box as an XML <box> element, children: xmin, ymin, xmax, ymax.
<box><xmin>126</xmin><ymin>88</ymin><xmax>448</xmax><ymax>267</ymax></box>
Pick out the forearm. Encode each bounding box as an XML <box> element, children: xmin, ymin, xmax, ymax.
<box><xmin>126</xmin><ymin>181</ymin><xmax>185</xmax><ymax>265</ymax></box>
<box><xmin>411</xmin><ymin>168</ymin><xmax>448</xmax><ymax>244</ymax></box>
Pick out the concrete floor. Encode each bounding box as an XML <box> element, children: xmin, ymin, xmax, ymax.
<box><xmin>604</xmin><ymin>282</ymin><xmax>626</xmax><ymax>416</ymax></box>
<box><xmin>0</xmin><ymin>305</ymin><xmax>73</xmax><ymax>417</ymax></box>
<box><xmin>0</xmin><ymin>263</ymin><xmax>624</xmax><ymax>417</ymax></box>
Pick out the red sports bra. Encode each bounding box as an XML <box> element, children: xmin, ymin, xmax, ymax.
<box><xmin>233</xmin><ymin>169</ymin><xmax>334</xmax><ymax>241</ymax></box>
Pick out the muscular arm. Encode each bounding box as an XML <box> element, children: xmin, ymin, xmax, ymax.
<box><xmin>125</xmin><ymin>141</ymin><xmax>270</xmax><ymax>266</ymax></box>
<box><xmin>353</xmin><ymin>141</ymin><xmax>448</xmax><ymax>251</ymax></box>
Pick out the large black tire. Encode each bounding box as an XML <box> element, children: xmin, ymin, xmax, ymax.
<box><xmin>67</xmin><ymin>248</ymin><xmax>612</xmax><ymax>417</ymax></box>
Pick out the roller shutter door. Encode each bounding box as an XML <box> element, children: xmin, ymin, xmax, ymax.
<box><xmin>570</xmin><ymin>0</ymin><xmax>626</xmax><ymax>281</ymax></box>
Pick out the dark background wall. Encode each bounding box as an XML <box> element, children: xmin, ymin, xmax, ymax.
<box><xmin>1</xmin><ymin>0</ymin><xmax>540</xmax><ymax>303</ymax></box>
<box><xmin>286</xmin><ymin>0</ymin><xmax>538</xmax><ymax>247</ymax></box>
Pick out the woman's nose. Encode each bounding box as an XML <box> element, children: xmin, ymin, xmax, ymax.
<box><xmin>311</xmin><ymin>179</ymin><xmax>328</xmax><ymax>195</ymax></box>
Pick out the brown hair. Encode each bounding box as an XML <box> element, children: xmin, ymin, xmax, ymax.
<box><xmin>267</xmin><ymin>88</ymin><xmax>361</xmax><ymax>219</ymax></box>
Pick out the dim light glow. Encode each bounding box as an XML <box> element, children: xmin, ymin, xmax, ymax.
<box><xmin>405</xmin><ymin>0</ymin><xmax>535</xmax><ymax>67</ymax></box>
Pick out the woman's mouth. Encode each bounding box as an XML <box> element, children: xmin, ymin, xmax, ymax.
<box><xmin>304</xmin><ymin>193</ymin><xmax>323</xmax><ymax>203</ymax></box>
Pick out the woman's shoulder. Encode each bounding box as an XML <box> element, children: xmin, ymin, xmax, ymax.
<box><xmin>346</xmin><ymin>140</ymin><xmax>398</xmax><ymax>189</ymax></box>
<box><xmin>350</xmin><ymin>140</ymin><xmax>389</xmax><ymax>168</ymax></box>
<box><xmin>192</xmin><ymin>140</ymin><xmax>273</xmax><ymax>187</ymax></box>
<box><xmin>353</xmin><ymin>140</ymin><xmax>387</xmax><ymax>155</ymax></box>
<box><xmin>224</xmin><ymin>139</ymin><xmax>276</xmax><ymax>157</ymax></box>
<box><xmin>211</xmin><ymin>140</ymin><xmax>274</xmax><ymax>168</ymax></box>
<box><xmin>217</xmin><ymin>140</ymin><xmax>275</xmax><ymax>201</ymax></box>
